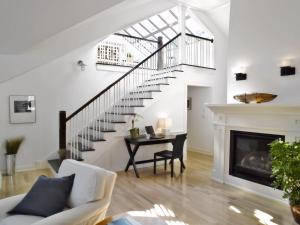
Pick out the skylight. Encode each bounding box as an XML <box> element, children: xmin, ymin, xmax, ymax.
<box><xmin>120</xmin><ymin>6</ymin><xmax>213</xmax><ymax>43</ymax></box>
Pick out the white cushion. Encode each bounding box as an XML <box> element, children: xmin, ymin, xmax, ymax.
<box><xmin>0</xmin><ymin>215</ymin><xmax>43</xmax><ymax>225</ymax></box>
<box><xmin>57</xmin><ymin>160</ymin><xmax>107</xmax><ymax>208</ymax></box>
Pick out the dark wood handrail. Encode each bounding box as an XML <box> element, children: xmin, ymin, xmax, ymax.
<box><xmin>114</xmin><ymin>33</ymin><xmax>158</xmax><ymax>43</ymax></box>
<box><xmin>186</xmin><ymin>33</ymin><xmax>214</xmax><ymax>43</ymax></box>
<box><xmin>66</xmin><ymin>33</ymin><xmax>181</xmax><ymax>121</ymax></box>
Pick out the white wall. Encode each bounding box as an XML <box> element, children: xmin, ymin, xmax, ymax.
<box><xmin>191</xmin><ymin>9</ymin><xmax>228</xmax><ymax>104</ymax></box>
<box><xmin>227</xmin><ymin>0</ymin><xmax>300</xmax><ymax>104</ymax></box>
<box><xmin>187</xmin><ymin>86</ymin><xmax>213</xmax><ymax>154</ymax></box>
<box><xmin>0</xmin><ymin>42</ymin><xmax>128</xmax><ymax>171</ymax></box>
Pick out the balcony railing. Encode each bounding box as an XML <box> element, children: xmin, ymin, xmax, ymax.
<box><xmin>185</xmin><ymin>33</ymin><xmax>214</xmax><ymax>69</ymax></box>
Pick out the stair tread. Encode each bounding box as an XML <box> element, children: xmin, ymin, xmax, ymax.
<box><xmin>48</xmin><ymin>156</ymin><xmax>83</xmax><ymax>173</ymax></box>
<box><xmin>106</xmin><ymin>112</ymin><xmax>136</xmax><ymax>115</ymax></box>
<box><xmin>146</xmin><ymin>76</ymin><xmax>176</xmax><ymax>82</ymax></box>
<box><xmin>99</xmin><ymin>120</ymin><xmax>126</xmax><ymax>124</ymax></box>
<box><xmin>138</xmin><ymin>83</ymin><xmax>169</xmax><ymax>87</ymax></box>
<box><xmin>114</xmin><ymin>105</ymin><xmax>145</xmax><ymax>107</ymax></box>
<box><xmin>151</xmin><ymin>69</ymin><xmax>182</xmax><ymax>76</ymax></box>
<box><xmin>48</xmin><ymin>159</ymin><xmax>61</xmax><ymax>173</ymax></box>
<box><xmin>122</xmin><ymin>97</ymin><xmax>153</xmax><ymax>100</ymax></box>
<box><xmin>71</xmin><ymin>142</ymin><xmax>95</xmax><ymax>152</ymax></box>
<box><xmin>78</xmin><ymin>134</ymin><xmax>106</xmax><ymax>142</ymax></box>
<box><xmin>130</xmin><ymin>90</ymin><xmax>161</xmax><ymax>93</ymax></box>
<box><xmin>89</xmin><ymin>126</ymin><xmax>117</xmax><ymax>132</ymax></box>
<box><xmin>101</xmin><ymin>129</ymin><xmax>117</xmax><ymax>132</ymax></box>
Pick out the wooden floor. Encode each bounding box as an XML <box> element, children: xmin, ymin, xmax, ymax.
<box><xmin>0</xmin><ymin>152</ymin><xmax>295</xmax><ymax>225</ymax></box>
<box><xmin>0</xmin><ymin>169</ymin><xmax>52</xmax><ymax>199</ymax></box>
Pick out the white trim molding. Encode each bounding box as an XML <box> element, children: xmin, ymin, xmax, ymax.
<box><xmin>207</xmin><ymin>104</ymin><xmax>300</xmax><ymax>203</ymax></box>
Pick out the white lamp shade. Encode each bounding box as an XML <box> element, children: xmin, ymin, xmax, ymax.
<box><xmin>157</xmin><ymin>118</ymin><xmax>172</xmax><ymax>134</ymax></box>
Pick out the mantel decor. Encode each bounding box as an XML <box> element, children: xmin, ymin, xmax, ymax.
<box><xmin>9</xmin><ymin>95</ymin><xmax>36</xmax><ymax>124</ymax></box>
<box><xmin>233</xmin><ymin>93</ymin><xmax>277</xmax><ymax>104</ymax></box>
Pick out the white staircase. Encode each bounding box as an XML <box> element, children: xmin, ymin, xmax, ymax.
<box><xmin>49</xmin><ymin>32</ymin><xmax>214</xmax><ymax>172</ymax></box>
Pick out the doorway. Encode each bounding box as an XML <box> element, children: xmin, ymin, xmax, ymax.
<box><xmin>187</xmin><ymin>86</ymin><xmax>214</xmax><ymax>156</ymax></box>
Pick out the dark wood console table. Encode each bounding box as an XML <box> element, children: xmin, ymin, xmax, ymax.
<box><xmin>124</xmin><ymin>135</ymin><xmax>176</xmax><ymax>178</ymax></box>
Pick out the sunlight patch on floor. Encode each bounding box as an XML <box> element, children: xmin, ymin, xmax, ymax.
<box><xmin>254</xmin><ymin>209</ymin><xmax>278</xmax><ymax>225</ymax></box>
<box><xmin>127</xmin><ymin>204</ymin><xmax>188</xmax><ymax>224</ymax></box>
<box><xmin>229</xmin><ymin>205</ymin><xmax>241</xmax><ymax>214</ymax></box>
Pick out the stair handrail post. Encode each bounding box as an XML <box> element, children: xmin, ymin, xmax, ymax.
<box><xmin>59</xmin><ymin>111</ymin><xmax>67</xmax><ymax>150</ymax></box>
<box><xmin>178</xmin><ymin>5</ymin><xmax>187</xmax><ymax>64</ymax></box>
<box><xmin>157</xmin><ymin>36</ymin><xmax>163</xmax><ymax>70</ymax></box>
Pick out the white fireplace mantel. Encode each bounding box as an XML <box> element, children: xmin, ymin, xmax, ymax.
<box><xmin>206</xmin><ymin>104</ymin><xmax>300</xmax><ymax>202</ymax></box>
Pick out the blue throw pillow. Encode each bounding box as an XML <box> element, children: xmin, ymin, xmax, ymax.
<box><xmin>8</xmin><ymin>174</ymin><xmax>75</xmax><ymax>217</ymax></box>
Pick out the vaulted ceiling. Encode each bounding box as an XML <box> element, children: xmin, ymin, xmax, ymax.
<box><xmin>0</xmin><ymin>0</ymin><xmax>230</xmax><ymax>83</ymax></box>
<box><xmin>0</xmin><ymin>0</ymin><xmax>125</xmax><ymax>54</ymax></box>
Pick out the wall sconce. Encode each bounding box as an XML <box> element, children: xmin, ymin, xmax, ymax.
<box><xmin>235</xmin><ymin>67</ymin><xmax>247</xmax><ymax>81</ymax></box>
<box><xmin>77</xmin><ymin>60</ymin><xmax>87</xmax><ymax>71</ymax></box>
<box><xmin>235</xmin><ymin>73</ymin><xmax>247</xmax><ymax>81</ymax></box>
<box><xmin>280</xmin><ymin>66</ymin><xmax>296</xmax><ymax>76</ymax></box>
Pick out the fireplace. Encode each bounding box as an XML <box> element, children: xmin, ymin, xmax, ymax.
<box><xmin>229</xmin><ymin>130</ymin><xmax>284</xmax><ymax>187</ymax></box>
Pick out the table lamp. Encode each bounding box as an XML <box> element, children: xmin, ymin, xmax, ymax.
<box><xmin>157</xmin><ymin>118</ymin><xmax>172</xmax><ymax>135</ymax></box>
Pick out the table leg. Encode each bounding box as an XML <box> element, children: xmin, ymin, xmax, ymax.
<box><xmin>124</xmin><ymin>141</ymin><xmax>140</xmax><ymax>178</ymax></box>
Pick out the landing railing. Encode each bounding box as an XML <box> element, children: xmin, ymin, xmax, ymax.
<box><xmin>59</xmin><ymin>34</ymin><xmax>181</xmax><ymax>160</ymax></box>
<box><xmin>185</xmin><ymin>33</ymin><xmax>214</xmax><ymax>69</ymax></box>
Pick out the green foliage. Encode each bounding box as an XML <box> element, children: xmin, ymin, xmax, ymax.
<box><xmin>5</xmin><ymin>137</ymin><xmax>24</xmax><ymax>155</ymax></box>
<box><xmin>131</xmin><ymin>114</ymin><xmax>143</xmax><ymax>129</ymax></box>
<box><xmin>270</xmin><ymin>140</ymin><xmax>300</xmax><ymax>205</ymax></box>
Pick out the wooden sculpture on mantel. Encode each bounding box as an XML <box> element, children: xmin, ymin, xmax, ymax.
<box><xmin>233</xmin><ymin>93</ymin><xmax>277</xmax><ymax>104</ymax></box>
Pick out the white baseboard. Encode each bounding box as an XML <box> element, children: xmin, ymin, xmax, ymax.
<box><xmin>188</xmin><ymin>147</ymin><xmax>213</xmax><ymax>156</ymax></box>
<box><xmin>1</xmin><ymin>160</ymin><xmax>49</xmax><ymax>174</ymax></box>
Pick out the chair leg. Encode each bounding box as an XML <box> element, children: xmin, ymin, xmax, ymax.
<box><xmin>164</xmin><ymin>159</ymin><xmax>167</xmax><ymax>171</ymax></box>
<box><xmin>171</xmin><ymin>160</ymin><xmax>174</xmax><ymax>178</ymax></box>
<box><xmin>180</xmin><ymin>158</ymin><xmax>183</xmax><ymax>173</ymax></box>
<box><xmin>180</xmin><ymin>157</ymin><xmax>186</xmax><ymax>169</ymax></box>
<box><xmin>154</xmin><ymin>154</ymin><xmax>157</xmax><ymax>174</ymax></box>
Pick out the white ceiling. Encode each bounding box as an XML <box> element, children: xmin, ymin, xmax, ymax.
<box><xmin>177</xmin><ymin>0</ymin><xmax>230</xmax><ymax>35</ymax></box>
<box><xmin>0</xmin><ymin>0</ymin><xmax>125</xmax><ymax>54</ymax></box>
<box><xmin>177</xmin><ymin>0</ymin><xmax>229</xmax><ymax>11</ymax></box>
<box><xmin>207</xmin><ymin>2</ymin><xmax>231</xmax><ymax>35</ymax></box>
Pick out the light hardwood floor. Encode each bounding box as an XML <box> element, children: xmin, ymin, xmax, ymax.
<box><xmin>0</xmin><ymin>152</ymin><xmax>295</xmax><ymax>225</ymax></box>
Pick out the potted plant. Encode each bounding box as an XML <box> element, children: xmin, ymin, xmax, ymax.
<box><xmin>270</xmin><ymin>140</ymin><xmax>300</xmax><ymax>224</ymax></box>
<box><xmin>5</xmin><ymin>137</ymin><xmax>24</xmax><ymax>176</ymax></box>
<box><xmin>126</xmin><ymin>52</ymin><xmax>134</xmax><ymax>63</ymax></box>
<box><xmin>129</xmin><ymin>114</ymin><xmax>143</xmax><ymax>139</ymax></box>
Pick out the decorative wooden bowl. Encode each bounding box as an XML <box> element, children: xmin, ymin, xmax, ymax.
<box><xmin>233</xmin><ymin>93</ymin><xmax>277</xmax><ymax>104</ymax></box>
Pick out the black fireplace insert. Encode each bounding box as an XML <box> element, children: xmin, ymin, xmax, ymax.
<box><xmin>229</xmin><ymin>130</ymin><xmax>284</xmax><ymax>187</ymax></box>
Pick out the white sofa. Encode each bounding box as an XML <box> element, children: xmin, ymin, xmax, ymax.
<box><xmin>0</xmin><ymin>159</ymin><xmax>117</xmax><ymax>225</ymax></box>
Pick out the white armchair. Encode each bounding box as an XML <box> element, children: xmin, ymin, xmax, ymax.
<box><xmin>0</xmin><ymin>160</ymin><xmax>117</xmax><ymax>225</ymax></box>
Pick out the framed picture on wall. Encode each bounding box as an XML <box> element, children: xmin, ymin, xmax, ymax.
<box><xmin>187</xmin><ymin>97</ymin><xmax>192</xmax><ymax>110</ymax></box>
<box><xmin>9</xmin><ymin>95</ymin><xmax>36</xmax><ymax>124</ymax></box>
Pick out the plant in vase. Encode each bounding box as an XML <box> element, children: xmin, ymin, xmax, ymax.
<box><xmin>5</xmin><ymin>137</ymin><xmax>24</xmax><ymax>176</ymax></box>
<box><xmin>129</xmin><ymin>114</ymin><xmax>143</xmax><ymax>139</ymax></box>
<box><xmin>270</xmin><ymin>140</ymin><xmax>300</xmax><ymax>224</ymax></box>
<box><xmin>126</xmin><ymin>52</ymin><xmax>133</xmax><ymax>64</ymax></box>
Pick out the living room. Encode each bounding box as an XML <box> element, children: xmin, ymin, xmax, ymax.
<box><xmin>0</xmin><ymin>0</ymin><xmax>300</xmax><ymax>225</ymax></box>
